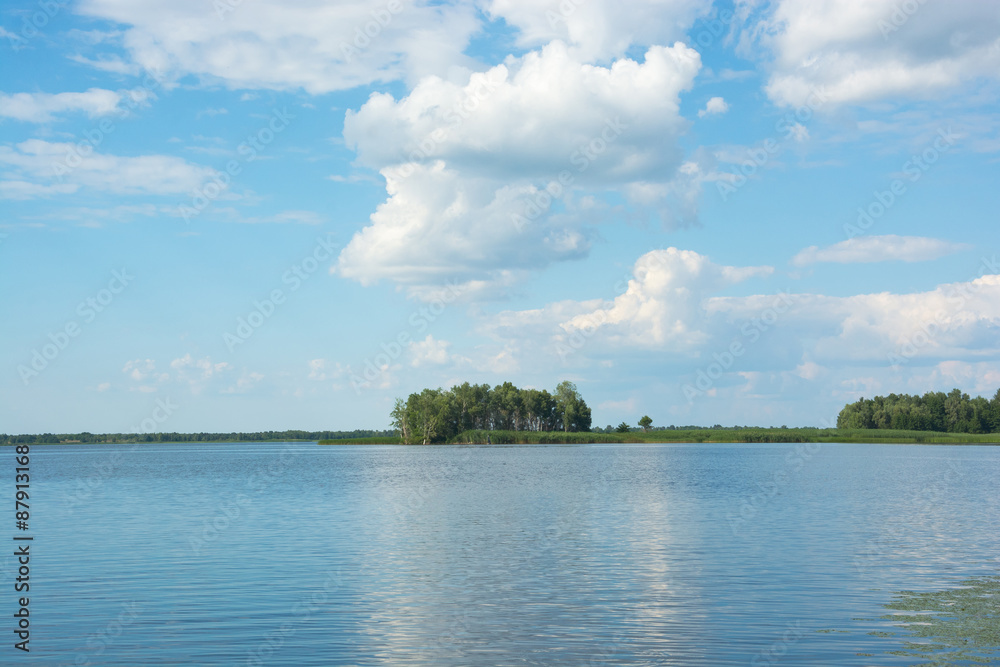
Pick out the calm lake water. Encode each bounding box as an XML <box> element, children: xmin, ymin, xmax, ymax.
<box><xmin>9</xmin><ymin>442</ymin><xmax>1000</xmax><ymax>665</ymax></box>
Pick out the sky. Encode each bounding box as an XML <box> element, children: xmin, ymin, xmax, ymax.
<box><xmin>1</xmin><ymin>0</ymin><xmax>999</xmax><ymax>434</ymax></box>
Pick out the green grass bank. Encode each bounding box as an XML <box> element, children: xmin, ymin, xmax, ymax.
<box><xmin>319</xmin><ymin>427</ymin><xmax>1000</xmax><ymax>445</ymax></box>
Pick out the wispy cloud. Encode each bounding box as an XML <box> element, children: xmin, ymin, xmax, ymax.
<box><xmin>792</xmin><ymin>235</ymin><xmax>971</xmax><ymax>266</ymax></box>
<box><xmin>0</xmin><ymin>88</ymin><xmax>125</xmax><ymax>123</ymax></box>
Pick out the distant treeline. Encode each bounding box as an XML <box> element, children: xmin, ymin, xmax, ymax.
<box><xmin>837</xmin><ymin>388</ymin><xmax>1000</xmax><ymax>433</ymax></box>
<box><xmin>0</xmin><ymin>429</ymin><xmax>394</xmax><ymax>445</ymax></box>
<box><xmin>392</xmin><ymin>381</ymin><xmax>592</xmax><ymax>444</ymax></box>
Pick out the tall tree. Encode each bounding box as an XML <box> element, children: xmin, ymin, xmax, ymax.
<box><xmin>989</xmin><ymin>389</ymin><xmax>1000</xmax><ymax>433</ymax></box>
<box><xmin>555</xmin><ymin>380</ymin><xmax>591</xmax><ymax>432</ymax></box>
<box><xmin>405</xmin><ymin>388</ymin><xmax>449</xmax><ymax>444</ymax></box>
<box><xmin>390</xmin><ymin>398</ymin><xmax>410</xmax><ymax>443</ymax></box>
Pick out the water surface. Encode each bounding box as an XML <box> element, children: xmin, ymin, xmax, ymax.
<box><xmin>10</xmin><ymin>442</ymin><xmax>1000</xmax><ymax>665</ymax></box>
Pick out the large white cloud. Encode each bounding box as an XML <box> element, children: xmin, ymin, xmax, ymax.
<box><xmin>745</xmin><ymin>0</ymin><xmax>1000</xmax><ymax>107</ymax></box>
<box><xmin>337</xmin><ymin>42</ymin><xmax>702</xmax><ymax>298</ymax></box>
<box><xmin>76</xmin><ymin>0</ymin><xmax>481</xmax><ymax>92</ymax></box>
<box><xmin>334</xmin><ymin>162</ymin><xmax>590</xmax><ymax>296</ymax></box>
<box><xmin>344</xmin><ymin>41</ymin><xmax>699</xmax><ymax>181</ymax></box>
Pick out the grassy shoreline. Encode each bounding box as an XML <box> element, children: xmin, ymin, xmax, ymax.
<box><xmin>320</xmin><ymin>428</ymin><xmax>1000</xmax><ymax>445</ymax></box>
<box><xmin>5</xmin><ymin>428</ymin><xmax>998</xmax><ymax>446</ymax></box>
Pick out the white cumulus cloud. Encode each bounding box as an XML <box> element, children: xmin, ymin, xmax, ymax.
<box><xmin>479</xmin><ymin>249</ymin><xmax>1000</xmax><ymax>377</ymax></box>
<box><xmin>697</xmin><ymin>96</ymin><xmax>729</xmax><ymax>117</ymax></box>
<box><xmin>337</xmin><ymin>41</ymin><xmax>703</xmax><ymax>298</ymax></box>
<box><xmin>745</xmin><ymin>0</ymin><xmax>1000</xmax><ymax>108</ymax></box>
<box><xmin>561</xmin><ymin>247</ymin><xmax>773</xmax><ymax>348</ymax></box>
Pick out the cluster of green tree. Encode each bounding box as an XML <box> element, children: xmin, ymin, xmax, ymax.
<box><xmin>837</xmin><ymin>388</ymin><xmax>1000</xmax><ymax>433</ymax></box>
<box><xmin>0</xmin><ymin>429</ymin><xmax>394</xmax><ymax>445</ymax></box>
<box><xmin>391</xmin><ymin>381</ymin><xmax>592</xmax><ymax>444</ymax></box>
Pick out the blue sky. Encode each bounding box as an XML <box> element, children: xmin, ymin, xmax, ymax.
<box><xmin>2</xmin><ymin>0</ymin><xmax>999</xmax><ymax>434</ymax></box>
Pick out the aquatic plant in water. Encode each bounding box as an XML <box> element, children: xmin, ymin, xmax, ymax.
<box><xmin>880</xmin><ymin>575</ymin><xmax>1000</xmax><ymax>665</ymax></box>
